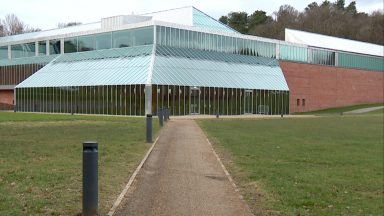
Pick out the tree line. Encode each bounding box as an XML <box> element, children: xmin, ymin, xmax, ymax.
<box><xmin>219</xmin><ymin>0</ymin><xmax>384</xmax><ymax>45</ymax></box>
<box><xmin>1</xmin><ymin>1</ymin><xmax>383</xmax><ymax>45</ymax></box>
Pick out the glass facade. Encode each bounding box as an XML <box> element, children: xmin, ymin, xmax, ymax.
<box><xmin>1</xmin><ymin>25</ymin><xmax>382</xmax><ymax>71</ymax></box>
<box><xmin>16</xmin><ymin>85</ymin><xmax>146</xmax><ymax>115</ymax></box>
<box><xmin>78</xmin><ymin>35</ymin><xmax>95</xmax><ymax>52</ymax></box>
<box><xmin>64</xmin><ymin>37</ymin><xmax>78</xmax><ymax>53</ymax></box>
<box><xmin>11</xmin><ymin>43</ymin><xmax>35</xmax><ymax>58</ymax></box>
<box><xmin>279</xmin><ymin>44</ymin><xmax>307</xmax><ymax>62</ymax></box>
<box><xmin>309</xmin><ymin>48</ymin><xmax>335</xmax><ymax>66</ymax></box>
<box><xmin>16</xmin><ymin>84</ymin><xmax>289</xmax><ymax>116</ymax></box>
<box><xmin>152</xmin><ymin>85</ymin><xmax>290</xmax><ymax>116</ymax></box>
<box><xmin>156</xmin><ymin>26</ymin><xmax>276</xmax><ymax>58</ymax></box>
<box><xmin>338</xmin><ymin>52</ymin><xmax>384</xmax><ymax>71</ymax></box>
<box><xmin>49</xmin><ymin>40</ymin><xmax>61</xmax><ymax>55</ymax></box>
<box><xmin>95</xmin><ymin>32</ymin><xmax>112</xmax><ymax>50</ymax></box>
<box><xmin>155</xmin><ymin>25</ymin><xmax>382</xmax><ymax>71</ymax></box>
<box><xmin>112</xmin><ymin>26</ymin><xmax>153</xmax><ymax>48</ymax></box>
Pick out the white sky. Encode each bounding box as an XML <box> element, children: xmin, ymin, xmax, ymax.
<box><xmin>0</xmin><ymin>0</ymin><xmax>383</xmax><ymax>30</ymax></box>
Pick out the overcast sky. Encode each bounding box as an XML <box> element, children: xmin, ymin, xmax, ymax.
<box><xmin>0</xmin><ymin>0</ymin><xmax>383</xmax><ymax>30</ymax></box>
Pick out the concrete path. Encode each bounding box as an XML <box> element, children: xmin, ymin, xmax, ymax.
<box><xmin>114</xmin><ymin>119</ymin><xmax>253</xmax><ymax>216</ymax></box>
<box><xmin>344</xmin><ymin>106</ymin><xmax>384</xmax><ymax>114</ymax></box>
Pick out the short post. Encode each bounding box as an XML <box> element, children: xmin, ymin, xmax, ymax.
<box><xmin>166</xmin><ymin>107</ymin><xmax>170</xmax><ymax>120</ymax></box>
<box><xmin>146</xmin><ymin>114</ymin><xmax>153</xmax><ymax>143</ymax></box>
<box><xmin>167</xmin><ymin>107</ymin><xmax>171</xmax><ymax>120</ymax></box>
<box><xmin>216</xmin><ymin>112</ymin><xmax>219</xmax><ymax>118</ymax></box>
<box><xmin>158</xmin><ymin>108</ymin><xmax>164</xmax><ymax>127</ymax></box>
<box><xmin>164</xmin><ymin>107</ymin><xmax>168</xmax><ymax>122</ymax></box>
<box><xmin>83</xmin><ymin>141</ymin><xmax>98</xmax><ymax>216</ymax></box>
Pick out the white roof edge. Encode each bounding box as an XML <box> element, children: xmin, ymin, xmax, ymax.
<box><xmin>0</xmin><ymin>20</ymin><xmax>155</xmax><ymax>46</ymax></box>
<box><xmin>285</xmin><ymin>28</ymin><xmax>384</xmax><ymax>57</ymax></box>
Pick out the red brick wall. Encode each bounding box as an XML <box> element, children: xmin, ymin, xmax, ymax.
<box><xmin>279</xmin><ymin>61</ymin><xmax>384</xmax><ymax>113</ymax></box>
<box><xmin>0</xmin><ymin>90</ymin><xmax>14</xmax><ymax>105</ymax></box>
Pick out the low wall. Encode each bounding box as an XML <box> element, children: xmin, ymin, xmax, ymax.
<box><xmin>279</xmin><ymin>61</ymin><xmax>384</xmax><ymax>113</ymax></box>
<box><xmin>0</xmin><ymin>90</ymin><xmax>14</xmax><ymax>110</ymax></box>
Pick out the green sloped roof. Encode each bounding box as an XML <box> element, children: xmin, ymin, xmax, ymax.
<box><xmin>17</xmin><ymin>46</ymin><xmax>152</xmax><ymax>88</ymax></box>
<box><xmin>152</xmin><ymin>48</ymin><xmax>288</xmax><ymax>90</ymax></box>
<box><xmin>16</xmin><ymin>44</ymin><xmax>289</xmax><ymax>91</ymax></box>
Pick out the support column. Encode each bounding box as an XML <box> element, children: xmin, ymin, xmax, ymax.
<box><xmin>145</xmin><ymin>84</ymin><xmax>152</xmax><ymax>115</ymax></box>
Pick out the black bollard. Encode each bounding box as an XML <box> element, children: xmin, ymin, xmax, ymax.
<box><xmin>166</xmin><ymin>107</ymin><xmax>170</xmax><ymax>120</ymax></box>
<box><xmin>83</xmin><ymin>141</ymin><xmax>98</xmax><ymax>216</ymax></box>
<box><xmin>158</xmin><ymin>108</ymin><xmax>164</xmax><ymax>127</ymax></box>
<box><xmin>146</xmin><ymin>114</ymin><xmax>153</xmax><ymax>143</ymax></box>
<box><xmin>164</xmin><ymin>108</ymin><xmax>168</xmax><ymax>122</ymax></box>
<box><xmin>216</xmin><ymin>112</ymin><xmax>219</xmax><ymax>118</ymax></box>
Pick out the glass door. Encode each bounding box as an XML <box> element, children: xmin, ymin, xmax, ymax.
<box><xmin>244</xmin><ymin>90</ymin><xmax>253</xmax><ymax>114</ymax></box>
<box><xmin>190</xmin><ymin>88</ymin><xmax>200</xmax><ymax>114</ymax></box>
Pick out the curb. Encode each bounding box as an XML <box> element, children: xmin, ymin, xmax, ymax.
<box><xmin>107</xmin><ymin>135</ymin><xmax>161</xmax><ymax>216</ymax></box>
<box><xmin>205</xmin><ymin>137</ymin><xmax>254</xmax><ymax>214</ymax></box>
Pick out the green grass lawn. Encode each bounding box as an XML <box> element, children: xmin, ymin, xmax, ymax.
<box><xmin>198</xmin><ymin>115</ymin><xmax>384</xmax><ymax>215</ymax></box>
<box><xmin>299</xmin><ymin>103</ymin><xmax>383</xmax><ymax>115</ymax></box>
<box><xmin>0</xmin><ymin>112</ymin><xmax>158</xmax><ymax>215</ymax></box>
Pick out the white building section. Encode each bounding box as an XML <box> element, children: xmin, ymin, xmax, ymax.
<box><xmin>285</xmin><ymin>28</ymin><xmax>384</xmax><ymax>57</ymax></box>
<box><xmin>143</xmin><ymin>6</ymin><xmax>194</xmax><ymax>26</ymax></box>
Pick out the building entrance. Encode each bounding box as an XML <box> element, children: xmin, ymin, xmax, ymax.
<box><xmin>244</xmin><ymin>90</ymin><xmax>253</xmax><ymax>114</ymax></box>
<box><xmin>190</xmin><ymin>88</ymin><xmax>199</xmax><ymax>114</ymax></box>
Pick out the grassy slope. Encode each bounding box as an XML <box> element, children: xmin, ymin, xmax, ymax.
<box><xmin>198</xmin><ymin>115</ymin><xmax>383</xmax><ymax>215</ymax></box>
<box><xmin>299</xmin><ymin>103</ymin><xmax>384</xmax><ymax>115</ymax></box>
<box><xmin>0</xmin><ymin>112</ymin><xmax>158</xmax><ymax>215</ymax></box>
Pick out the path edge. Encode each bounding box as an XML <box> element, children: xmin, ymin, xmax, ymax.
<box><xmin>204</xmin><ymin>136</ymin><xmax>254</xmax><ymax>215</ymax></box>
<box><xmin>107</xmin><ymin>135</ymin><xmax>161</xmax><ymax>216</ymax></box>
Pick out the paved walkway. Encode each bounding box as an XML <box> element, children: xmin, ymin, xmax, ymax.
<box><xmin>114</xmin><ymin>119</ymin><xmax>253</xmax><ymax>216</ymax></box>
<box><xmin>344</xmin><ymin>106</ymin><xmax>384</xmax><ymax>114</ymax></box>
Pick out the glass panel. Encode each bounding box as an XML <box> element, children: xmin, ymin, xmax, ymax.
<box><xmin>38</xmin><ymin>41</ymin><xmax>46</xmax><ymax>55</ymax></box>
<box><xmin>95</xmin><ymin>32</ymin><xmax>112</xmax><ymax>50</ymax></box>
<box><xmin>49</xmin><ymin>40</ymin><xmax>61</xmax><ymax>54</ymax></box>
<box><xmin>11</xmin><ymin>43</ymin><xmax>35</xmax><ymax>58</ymax></box>
<box><xmin>133</xmin><ymin>26</ymin><xmax>154</xmax><ymax>46</ymax></box>
<box><xmin>190</xmin><ymin>88</ymin><xmax>199</xmax><ymax>114</ymax></box>
<box><xmin>64</xmin><ymin>37</ymin><xmax>78</xmax><ymax>53</ymax></box>
<box><xmin>245</xmin><ymin>90</ymin><xmax>252</xmax><ymax>114</ymax></box>
<box><xmin>78</xmin><ymin>35</ymin><xmax>95</xmax><ymax>51</ymax></box>
<box><xmin>0</xmin><ymin>46</ymin><xmax>8</xmax><ymax>59</ymax></box>
<box><xmin>113</xmin><ymin>29</ymin><xmax>133</xmax><ymax>48</ymax></box>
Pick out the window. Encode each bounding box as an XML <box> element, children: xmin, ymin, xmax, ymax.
<box><xmin>302</xmin><ymin>99</ymin><xmax>305</xmax><ymax>106</ymax></box>
<box><xmin>297</xmin><ymin>99</ymin><xmax>300</xmax><ymax>106</ymax></box>
<box><xmin>11</xmin><ymin>43</ymin><xmax>35</xmax><ymax>58</ymax></box>
<box><xmin>133</xmin><ymin>27</ymin><xmax>153</xmax><ymax>46</ymax></box>
<box><xmin>95</xmin><ymin>32</ymin><xmax>112</xmax><ymax>50</ymax></box>
<box><xmin>38</xmin><ymin>41</ymin><xmax>46</xmax><ymax>55</ymax></box>
<box><xmin>49</xmin><ymin>40</ymin><xmax>61</xmax><ymax>54</ymax></box>
<box><xmin>64</xmin><ymin>37</ymin><xmax>78</xmax><ymax>53</ymax></box>
<box><xmin>0</xmin><ymin>46</ymin><xmax>8</xmax><ymax>59</ymax></box>
<box><xmin>78</xmin><ymin>35</ymin><xmax>95</xmax><ymax>51</ymax></box>
<box><xmin>113</xmin><ymin>29</ymin><xmax>133</xmax><ymax>48</ymax></box>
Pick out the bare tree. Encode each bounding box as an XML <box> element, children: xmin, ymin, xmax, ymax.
<box><xmin>0</xmin><ymin>14</ymin><xmax>40</xmax><ymax>36</ymax></box>
<box><xmin>2</xmin><ymin>14</ymin><xmax>25</xmax><ymax>35</ymax></box>
<box><xmin>0</xmin><ymin>20</ymin><xmax>5</xmax><ymax>37</ymax></box>
<box><xmin>58</xmin><ymin>22</ymin><xmax>82</xmax><ymax>28</ymax></box>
